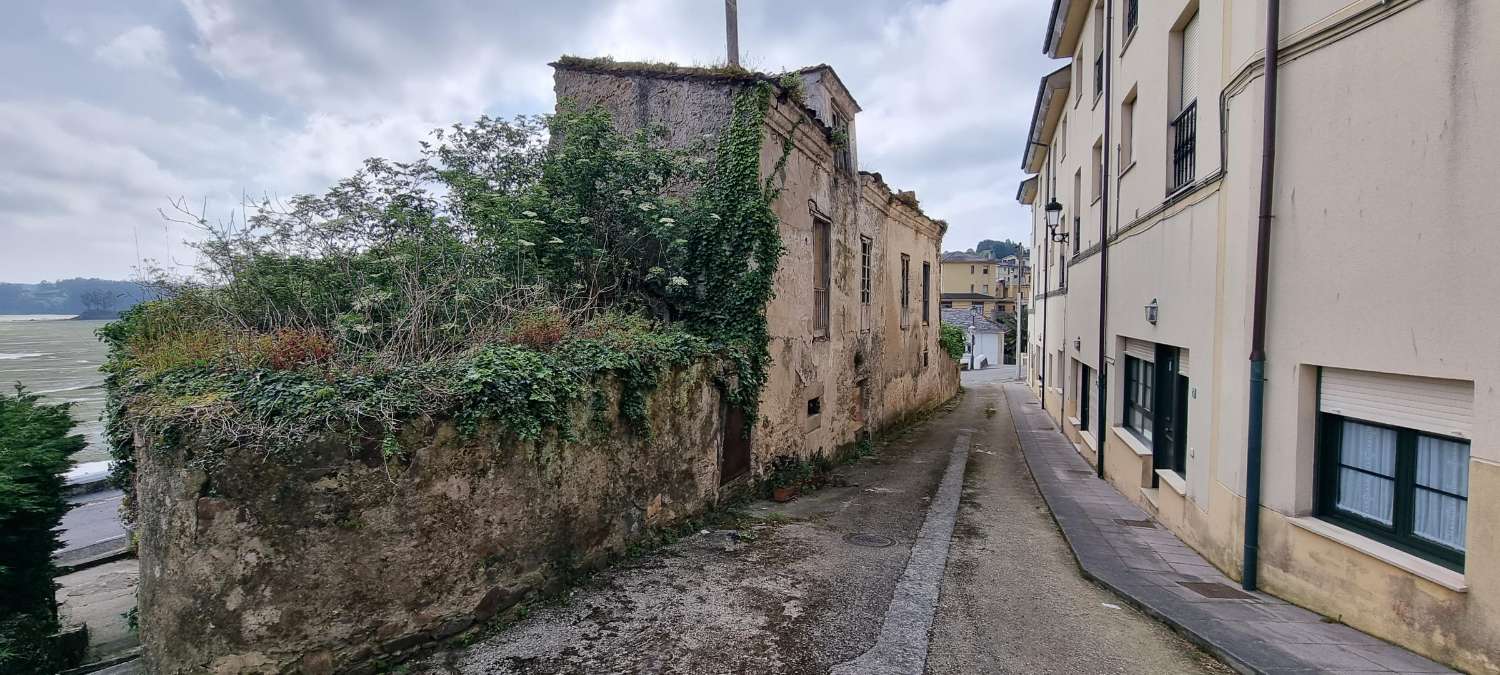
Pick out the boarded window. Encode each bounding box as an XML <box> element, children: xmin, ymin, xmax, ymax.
<box><xmin>922</xmin><ymin>261</ymin><xmax>931</xmax><ymax>325</ymax></box>
<box><xmin>900</xmin><ymin>254</ymin><xmax>911</xmax><ymax>329</ymax></box>
<box><xmin>813</xmin><ymin>216</ymin><xmax>831</xmax><ymax>336</ymax></box>
<box><xmin>859</xmin><ymin>236</ymin><xmax>872</xmax><ymax>304</ymax></box>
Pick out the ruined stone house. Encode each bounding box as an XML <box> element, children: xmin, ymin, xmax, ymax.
<box><xmin>552</xmin><ymin>58</ymin><xmax>958</xmax><ymax>480</ymax></box>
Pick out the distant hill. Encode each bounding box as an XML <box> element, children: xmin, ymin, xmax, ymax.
<box><xmin>0</xmin><ymin>278</ymin><xmax>149</xmax><ymax>316</ymax></box>
<box><xmin>974</xmin><ymin>239</ymin><xmax>1026</xmax><ymax>260</ymax></box>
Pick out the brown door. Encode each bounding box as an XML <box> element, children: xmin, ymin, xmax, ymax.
<box><xmin>721</xmin><ymin>405</ymin><xmax>751</xmax><ymax>484</ymax></box>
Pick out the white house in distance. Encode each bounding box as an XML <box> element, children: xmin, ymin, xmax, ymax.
<box><xmin>941</xmin><ymin>308</ymin><xmax>1003</xmax><ymax>370</ymax></box>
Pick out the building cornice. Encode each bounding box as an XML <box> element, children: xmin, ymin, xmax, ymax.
<box><xmin>1022</xmin><ymin>65</ymin><xmax>1072</xmax><ymax>173</ymax></box>
<box><xmin>1017</xmin><ymin>176</ymin><xmax>1039</xmax><ymax>205</ymax></box>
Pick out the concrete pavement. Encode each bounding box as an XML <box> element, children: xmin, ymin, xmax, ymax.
<box><xmin>56</xmin><ymin>558</ymin><xmax>140</xmax><ymax>664</ymax></box>
<box><xmin>1005</xmin><ymin>381</ymin><xmax>1453</xmax><ymax>674</ymax></box>
<box><xmin>414</xmin><ymin>369</ymin><xmax>1228</xmax><ymax>674</ymax></box>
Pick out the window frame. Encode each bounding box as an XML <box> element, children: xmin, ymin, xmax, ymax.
<box><xmin>899</xmin><ymin>253</ymin><xmax>911</xmax><ymax>329</ymax></box>
<box><xmin>1316</xmin><ymin>413</ymin><xmax>1469</xmax><ymax>571</ymax></box>
<box><xmin>1124</xmin><ymin>356</ymin><xmax>1154</xmax><ymax>442</ymax></box>
<box><xmin>812</xmin><ymin>215</ymin><xmax>831</xmax><ymax>337</ymax></box>
<box><xmin>859</xmin><ymin>236</ymin><xmax>873</xmax><ymax>305</ymax></box>
<box><xmin>921</xmin><ymin>261</ymin><xmax>931</xmax><ymax>326</ymax></box>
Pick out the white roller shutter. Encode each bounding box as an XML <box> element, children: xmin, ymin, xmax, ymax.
<box><xmin>1320</xmin><ymin>368</ymin><xmax>1473</xmax><ymax>439</ymax></box>
<box><xmin>1179</xmin><ymin>349</ymin><xmax>1190</xmax><ymax>377</ymax></box>
<box><xmin>1123</xmin><ymin>338</ymin><xmax>1154</xmax><ymax>362</ymax></box>
<box><xmin>1179</xmin><ymin>13</ymin><xmax>1199</xmax><ymax>110</ymax></box>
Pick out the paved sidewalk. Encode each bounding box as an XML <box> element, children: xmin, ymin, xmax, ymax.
<box><xmin>1004</xmin><ymin>382</ymin><xmax>1454</xmax><ymax>675</ymax></box>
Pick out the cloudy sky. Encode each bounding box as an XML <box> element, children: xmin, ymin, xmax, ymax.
<box><xmin>0</xmin><ymin>0</ymin><xmax>1054</xmax><ymax>283</ymax></box>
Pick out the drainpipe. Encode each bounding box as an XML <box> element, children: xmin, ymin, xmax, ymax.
<box><xmin>1243</xmin><ymin>0</ymin><xmax>1280</xmax><ymax>592</ymax></box>
<box><xmin>1038</xmin><ymin>144</ymin><xmax>1054</xmax><ymax>413</ymax></box>
<box><xmin>1040</xmin><ymin>211</ymin><xmax>1051</xmax><ymax>411</ymax></box>
<box><xmin>1094</xmin><ymin>0</ymin><xmax>1114</xmax><ymax>479</ymax></box>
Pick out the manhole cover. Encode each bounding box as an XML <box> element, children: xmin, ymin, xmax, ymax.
<box><xmin>1178</xmin><ymin>582</ymin><xmax>1256</xmax><ymax>600</ymax></box>
<box><xmin>1114</xmin><ymin>518</ymin><xmax>1157</xmax><ymax>529</ymax></box>
<box><xmin>844</xmin><ymin>533</ymin><xmax>896</xmax><ymax>548</ymax></box>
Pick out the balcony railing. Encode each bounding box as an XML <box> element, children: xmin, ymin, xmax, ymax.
<box><xmin>1170</xmin><ymin>101</ymin><xmax>1197</xmax><ymax>192</ymax></box>
<box><xmin>1094</xmin><ymin>53</ymin><xmax>1104</xmax><ymax>98</ymax></box>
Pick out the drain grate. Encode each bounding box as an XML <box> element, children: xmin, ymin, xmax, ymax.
<box><xmin>844</xmin><ymin>533</ymin><xmax>896</xmax><ymax>548</ymax></box>
<box><xmin>1114</xmin><ymin>518</ymin><xmax>1157</xmax><ymax>529</ymax></box>
<box><xmin>1178</xmin><ymin>581</ymin><xmax>1256</xmax><ymax>600</ymax></box>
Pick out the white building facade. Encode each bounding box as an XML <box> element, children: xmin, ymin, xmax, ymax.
<box><xmin>1019</xmin><ymin>1</ymin><xmax>1500</xmax><ymax>671</ymax></box>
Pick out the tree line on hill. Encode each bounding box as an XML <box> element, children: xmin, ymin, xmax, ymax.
<box><xmin>972</xmin><ymin>239</ymin><xmax>1026</xmax><ymax>260</ymax></box>
<box><xmin>0</xmin><ymin>279</ymin><xmax>148</xmax><ymax>317</ymax></box>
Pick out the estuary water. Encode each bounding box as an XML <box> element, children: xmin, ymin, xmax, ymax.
<box><xmin>0</xmin><ymin>315</ymin><xmax>111</xmax><ymax>462</ymax></box>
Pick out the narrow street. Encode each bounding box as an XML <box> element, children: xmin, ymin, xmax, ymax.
<box><xmin>415</xmin><ymin>368</ymin><xmax>1229</xmax><ymax>674</ymax></box>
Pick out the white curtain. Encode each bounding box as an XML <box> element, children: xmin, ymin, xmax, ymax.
<box><xmin>1337</xmin><ymin>421</ymin><xmax>1396</xmax><ymax>525</ymax></box>
<box><xmin>1414</xmin><ymin>435</ymin><xmax>1469</xmax><ymax>551</ymax></box>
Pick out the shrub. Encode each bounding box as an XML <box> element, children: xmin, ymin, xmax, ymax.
<box><xmin>939</xmin><ymin>324</ymin><xmax>966</xmax><ymax>362</ymax></box>
<box><xmin>104</xmin><ymin>81</ymin><xmax>798</xmax><ymax>503</ymax></box>
<box><xmin>0</xmin><ymin>386</ymin><xmax>84</xmax><ymax>674</ymax></box>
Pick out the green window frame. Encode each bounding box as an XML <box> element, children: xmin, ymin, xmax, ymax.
<box><xmin>1124</xmin><ymin>356</ymin><xmax>1153</xmax><ymax>441</ymax></box>
<box><xmin>1316</xmin><ymin>413</ymin><xmax>1469</xmax><ymax>571</ymax></box>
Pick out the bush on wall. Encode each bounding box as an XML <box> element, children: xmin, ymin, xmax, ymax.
<box><xmin>105</xmin><ymin>78</ymin><xmax>803</xmax><ymax>490</ymax></box>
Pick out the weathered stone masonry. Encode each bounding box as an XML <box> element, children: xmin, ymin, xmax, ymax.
<box><xmin>136</xmin><ymin>364</ymin><xmax>725</xmax><ymax>674</ymax></box>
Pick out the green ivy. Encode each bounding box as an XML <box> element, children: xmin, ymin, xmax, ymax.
<box><xmin>103</xmin><ymin>77</ymin><xmax>799</xmax><ymax>480</ymax></box>
<box><xmin>678</xmin><ymin>83</ymin><xmax>798</xmax><ymax>426</ymax></box>
<box><xmin>939</xmin><ymin>324</ymin><xmax>966</xmax><ymax>362</ymax></box>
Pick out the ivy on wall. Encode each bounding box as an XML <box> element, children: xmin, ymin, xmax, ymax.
<box><xmin>103</xmin><ymin>75</ymin><xmax>802</xmax><ymax>488</ymax></box>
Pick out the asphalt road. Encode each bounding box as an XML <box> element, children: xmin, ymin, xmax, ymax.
<box><xmin>414</xmin><ymin>368</ymin><xmax>1228</xmax><ymax>674</ymax></box>
<box><xmin>59</xmin><ymin>488</ymin><xmax>127</xmax><ymax>564</ymax></box>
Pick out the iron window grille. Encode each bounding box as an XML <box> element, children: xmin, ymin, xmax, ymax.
<box><xmin>1170</xmin><ymin>101</ymin><xmax>1197</xmax><ymax>192</ymax></box>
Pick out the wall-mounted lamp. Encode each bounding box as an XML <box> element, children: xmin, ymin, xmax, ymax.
<box><xmin>1044</xmin><ymin>198</ymin><xmax>1067</xmax><ymax>243</ymax></box>
<box><xmin>1145</xmin><ymin>298</ymin><xmax>1159</xmax><ymax>325</ymax></box>
<box><xmin>1073</xmin><ymin>336</ymin><xmax>1081</xmax><ymax>351</ymax></box>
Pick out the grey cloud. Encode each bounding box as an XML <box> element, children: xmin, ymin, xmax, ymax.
<box><xmin>0</xmin><ymin>0</ymin><xmax>1054</xmax><ymax>282</ymax></box>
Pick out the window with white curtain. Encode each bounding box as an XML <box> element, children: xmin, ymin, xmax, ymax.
<box><xmin>1317</xmin><ymin>368</ymin><xmax>1472</xmax><ymax>570</ymax></box>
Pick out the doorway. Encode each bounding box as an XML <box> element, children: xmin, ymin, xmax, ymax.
<box><xmin>1152</xmin><ymin>344</ymin><xmax>1188</xmax><ymax>482</ymax></box>
<box><xmin>720</xmin><ymin>404</ymin><xmax>751</xmax><ymax>485</ymax></box>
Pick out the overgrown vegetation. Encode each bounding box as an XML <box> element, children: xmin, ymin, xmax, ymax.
<box><xmin>0</xmin><ymin>387</ymin><xmax>84</xmax><ymax>675</ymax></box>
<box><xmin>105</xmin><ymin>82</ymin><xmax>799</xmax><ymax>488</ymax></box>
<box><xmin>938</xmin><ymin>323</ymin><xmax>966</xmax><ymax>361</ymax></box>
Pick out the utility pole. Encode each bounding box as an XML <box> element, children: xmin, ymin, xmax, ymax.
<box><xmin>725</xmin><ymin>0</ymin><xmax>740</xmax><ymax>66</ymax></box>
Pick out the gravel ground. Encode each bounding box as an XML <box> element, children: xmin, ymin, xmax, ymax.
<box><xmin>412</xmin><ymin>372</ymin><xmax>1228</xmax><ymax>674</ymax></box>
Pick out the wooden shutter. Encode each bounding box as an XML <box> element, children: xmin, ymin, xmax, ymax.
<box><xmin>1179</xmin><ymin>13</ymin><xmax>1199</xmax><ymax>110</ymax></box>
<box><xmin>1320</xmin><ymin>368</ymin><xmax>1473</xmax><ymax>439</ymax></box>
<box><xmin>1124</xmin><ymin>338</ymin><xmax>1154</xmax><ymax>362</ymax></box>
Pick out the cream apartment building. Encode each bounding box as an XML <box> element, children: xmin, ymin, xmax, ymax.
<box><xmin>939</xmin><ymin>251</ymin><xmax>1000</xmax><ymax>316</ymax></box>
<box><xmin>1018</xmin><ymin>1</ymin><xmax>1500</xmax><ymax>670</ymax></box>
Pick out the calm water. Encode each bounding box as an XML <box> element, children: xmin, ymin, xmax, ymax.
<box><xmin>0</xmin><ymin>315</ymin><xmax>111</xmax><ymax>462</ymax></box>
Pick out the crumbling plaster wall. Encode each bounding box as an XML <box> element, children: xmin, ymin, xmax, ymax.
<box><xmin>550</xmin><ymin>62</ymin><xmax>957</xmax><ymax>474</ymax></box>
<box><xmin>134</xmin><ymin>364</ymin><xmax>725</xmax><ymax>675</ymax></box>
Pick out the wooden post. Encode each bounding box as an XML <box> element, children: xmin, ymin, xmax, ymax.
<box><xmin>725</xmin><ymin>0</ymin><xmax>740</xmax><ymax>66</ymax></box>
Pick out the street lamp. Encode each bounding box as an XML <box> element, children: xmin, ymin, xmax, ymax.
<box><xmin>1044</xmin><ymin>198</ymin><xmax>1066</xmax><ymax>243</ymax></box>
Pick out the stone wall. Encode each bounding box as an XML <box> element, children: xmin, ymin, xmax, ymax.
<box><xmin>551</xmin><ymin>60</ymin><xmax>959</xmax><ymax>476</ymax></box>
<box><xmin>134</xmin><ymin>362</ymin><xmax>726</xmax><ymax>674</ymax></box>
